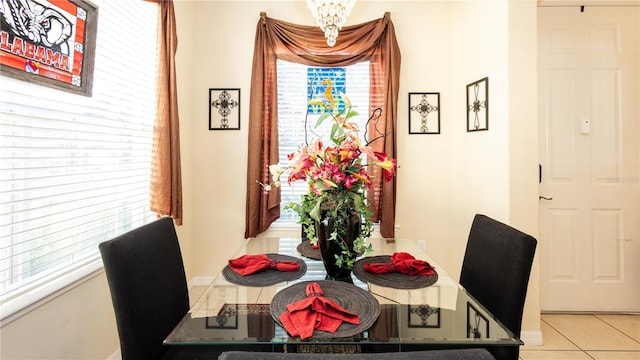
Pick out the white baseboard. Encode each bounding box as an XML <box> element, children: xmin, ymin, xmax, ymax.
<box><xmin>106</xmin><ymin>348</ymin><xmax>121</xmax><ymax>360</ymax></box>
<box><xmin>521</xmin><ymin>330</ymin><xmax>544</xmax><ymax>346</ymax></box>
<box><xmin>189</xmin><ymin>276</ymin><xmax>214</xmax><ymax>288</ymax></box>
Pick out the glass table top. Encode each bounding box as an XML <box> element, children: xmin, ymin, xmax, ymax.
<box><xmin>165</xmin><ymin>237</ymin><xmax>521</xmax><ymax>350</ymax></box>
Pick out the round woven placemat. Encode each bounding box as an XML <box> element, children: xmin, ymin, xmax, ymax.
<box><xmin>270</xmin><ymin>280</ymin><xmax>381</xmax><ymax>339</ymax></box>
<box><xmin>222</xmin><ymin>254</ymin><xmax>307</xmax><ymax>287</ymax></box>
<box><xmin>352</xmin><ymin>255</ymin><xmax>438</xmax><ymax>289</ymax></box>
<box><xmin>296</xmin><ymin>240</ymin><xmax>322</xmax><ymax>260</ymax></box>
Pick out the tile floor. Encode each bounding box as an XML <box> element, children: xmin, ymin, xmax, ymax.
<box><xmin>520</xmin><ymin>314</ymin><xmax>640</xmax><ymax>360</ymax></box>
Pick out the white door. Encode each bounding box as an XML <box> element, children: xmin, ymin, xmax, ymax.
<box><xmin>538</xmin><ymin>6</ymin><xmax>639</xmax><ymax>311</ymax></box>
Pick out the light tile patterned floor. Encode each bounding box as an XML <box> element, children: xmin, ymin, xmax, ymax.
<box><xmin>520</xmin><ymin>314</ymin><xmax>640</xmax><ymax>360</ymax></box>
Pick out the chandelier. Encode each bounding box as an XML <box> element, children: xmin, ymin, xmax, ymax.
<box><xmin>306</xmin><ymin>0</ymin><xmax>356</xmax><ymax>47</ymax></box>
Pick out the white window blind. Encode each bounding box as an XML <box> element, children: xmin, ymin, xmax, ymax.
<box><xmin>275</xmin><ymin>60</ymin><xmax>370</xmax><ymax>221</ymax></box>
<box><xmin>0</xmin><ymin>0</ymin><xmax>158</xmax><ymax>318</ymax></box>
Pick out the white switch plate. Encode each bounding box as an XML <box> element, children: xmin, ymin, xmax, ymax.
<box><xmin>580</xmin><ymin>118</ymin><xmax>590</xmax><ymax>134</ymax></box>
<box><xmin>417</xmin><ymin>239</ymin><xmax>426</xmax><ymax>252</ymax></box>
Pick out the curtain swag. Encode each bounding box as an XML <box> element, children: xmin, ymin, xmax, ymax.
<box><xmin>145</xmin><ymin>0</ymin><xmax>183</xmax><ymax>225</ymax></box>
<box><xmin>245</xmin><ymin>14</ymin><xmax>400</xmax><ymax>238</ymax></box>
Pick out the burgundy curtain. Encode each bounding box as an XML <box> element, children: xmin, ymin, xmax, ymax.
<box><xmin>146</xmin><ymin>0</ymin><xmax>183</xmax><ymax>225</ymax></box>
<box><xmin>245</xmin><ymin>14</ymin><xmax>400</xmax><ymax>238</ymax></box>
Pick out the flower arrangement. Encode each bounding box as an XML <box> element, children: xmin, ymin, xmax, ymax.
<box><xmin>261</xmin><ymin>79</ymin><xmax>396</xmax><ymax>269</ymax></box>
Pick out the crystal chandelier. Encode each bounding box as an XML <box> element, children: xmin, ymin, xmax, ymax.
<box><xmin>306</xmin><ymin>0</ymin><xmax>356</xmax><ymax>47</ymax></box>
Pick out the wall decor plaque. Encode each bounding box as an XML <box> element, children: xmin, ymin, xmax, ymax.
<box><xmin>466</xmin><ymin>77</ymin><xmax>489</xmax><ymax>132</ymax></box>
<box><xmin>409</xmin><ymin>92</ymin><xmax>440</xmax><ymax>134</ymax></box>
<box><xmin>209</xmin><ymin>88</ymin><xmax>240</xmax><ymax>130</ymax></box>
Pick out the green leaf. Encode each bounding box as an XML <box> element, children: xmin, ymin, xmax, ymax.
<box><xmin>352</xmin><ymin>194</ymin><xmax>363</xmax><ymax>211</ymax></box>
<box><xmin>315</xmin><ymin>112</ymin><xmax>331</xmax><ymax>128</ymax></box>
<box><xmin>345</xmin><ymin>109</ymin><xmax>359</xmax><ymax>120</ymax></box>
<box><xmin>309</xmin><ymin>199</ymin><xmax>322</xmax><ymax>222</ymax></box>
<box><xmin>331</xmin><ymin>123</ymin><xmax>344</xmax><ymax>143</ymax></box>
<box><xmin>339</xmin><ymin>93</ymin><xmax>352</xmax><ymax>108</ymax></box>
<box><xmin>308</xmin><ymin>99</ymin><xmax>325</xmax><ymax>107</ymax></box>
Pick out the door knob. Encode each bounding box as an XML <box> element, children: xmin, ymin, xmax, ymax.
<box><xmin>539</xmin><ymin>196</ymin><xmax>553</xmax><ymax>200</ymax></box>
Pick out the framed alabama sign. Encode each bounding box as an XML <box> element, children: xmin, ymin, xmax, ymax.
<box><xmin>0</xmin><ymin>0</ymin><xmax>98</xmax><ymax>96</ymax></box>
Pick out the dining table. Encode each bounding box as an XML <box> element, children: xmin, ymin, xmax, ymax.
<box><xmin>164</xmin><ymin>237</ymin><xmax>522</xmax><ymax>354</ymax></box>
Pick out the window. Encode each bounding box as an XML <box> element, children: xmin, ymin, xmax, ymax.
<box><xmin>276</xmin><ymin>60</ymin><xmax>370</xmax><ymax>221</ymax></box>
<box><xmin>0</xmin><ymin>0</ymin><xmax>158</xmax><ymax>318</ymax></box>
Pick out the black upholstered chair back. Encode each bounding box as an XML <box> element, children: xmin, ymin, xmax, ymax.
<box><xmin>460</xmin><ymin>214</ymin><xmax>537</xmax><ymax>360</ymax></box>
<box><xmin>99</xmin><ymin>217</ymin><xmax>190</xmax><ymax>360</ymax></box>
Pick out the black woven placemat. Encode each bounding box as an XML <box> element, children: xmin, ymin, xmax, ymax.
<box><xmin>222</xmin><ymin>254</ymin><xmax>307</xmax><ymax>287</ymax></box>
<box><xmin>296</xmin><ymin>239</ymin><xmax>322</xmax><ymax>260</ymax></box>
<box><xmin>352</xmin><ymin>255</ymin><xmax>438</xmax><ymax>289</ymax></box>
<box><xmin>270</xmin><ymin>280</ymin><xmax>380</xmax><ymax>339</ymax></box>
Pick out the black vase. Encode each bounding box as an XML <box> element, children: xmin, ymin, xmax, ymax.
<box><xmin>315</xmin><ymin>211</ymin><xmax>360</xmax><ymax>281</ymax></box>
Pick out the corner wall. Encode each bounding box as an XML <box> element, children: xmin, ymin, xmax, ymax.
<box><xmin>507</xmin><ymin>1</ymin><xmax>542</xmax><ymax>344</ymax></box>
<box><xmin>448</xmin><ymin>0</ymin><xmax>541</xmax><ymax>340</ymax></box>
<box><xmin>450</xmin><ymin>2</ymin><xmax>510</xmax><ymax>268</ymax></box>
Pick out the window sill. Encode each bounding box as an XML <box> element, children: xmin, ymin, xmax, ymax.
<box><xmin>259</xmin><ymin>221</ymin><xmax>388</xmax><ymax>239</ymax></box>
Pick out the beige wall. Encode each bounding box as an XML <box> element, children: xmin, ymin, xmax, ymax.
<box><xmin>0</xmin><ymin>1</ymin><xmax>541</xmax><ymax>359</ymax></box>
<box><xmin>0</xmin><ymin>272</ymin><xmax>119</xmax><ymax>360</ymax></box>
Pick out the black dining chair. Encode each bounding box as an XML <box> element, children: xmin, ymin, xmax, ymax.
<box><xmin>218</xmin><ymin>349</ymin><xmax>495</xmax><ymax>360</ymax></box>
<box><xmin>99</xmin><ymin>217</ymin><xmax>217</xmax><ymax>360</ymax></box>
<box><xmin>460</xmin><ymin>214</ymin><xmax>537</xmax><ymax>360</ymax></box>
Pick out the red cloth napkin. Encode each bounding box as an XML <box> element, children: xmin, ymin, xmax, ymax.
<box><xmin>363</xmin><ymin>252</ymin><xmax>435</xmax><ymax>276</ymax></box>
<box><xmin>227</xmin><ymin>254</ymin><xmax>300</xmax><ymax>276</ymax></box>
<box><xmin>279</xmin><ymin>282</ymin><xmax>359</xmax><ymax>339</ymax></box>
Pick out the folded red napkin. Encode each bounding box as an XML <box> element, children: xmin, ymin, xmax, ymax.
<box><xmin>363</xmin><ymin>252</ymin><xmax>435</xmax><ymax>276</ymax></box>
<box><xmin>227</xmin><ymin>254</ymin><xmax>300</xmax><ymax>276</ymax></box>
<box><xmin>279</xmin><ymin>282</ymin><xmax>359</xmax><ymax>339</ymax></box>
